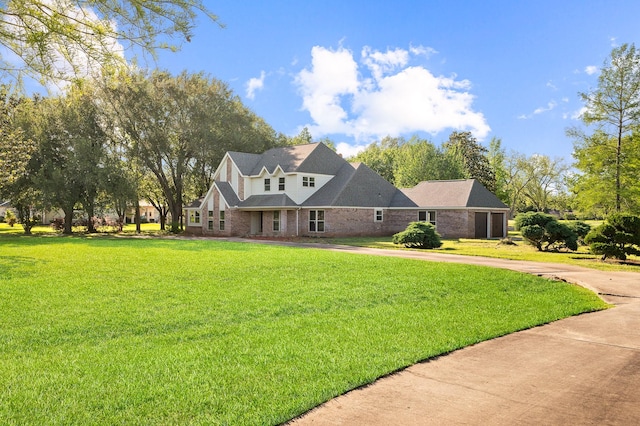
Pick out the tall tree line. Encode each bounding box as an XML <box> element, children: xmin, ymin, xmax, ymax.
<box><xmin>0</xmin><ymin>70</ymin><xmax>287</xmax><ymax>234</ymax></box>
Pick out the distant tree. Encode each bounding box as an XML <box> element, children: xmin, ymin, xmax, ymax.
<box><xmin>519</xmin><ymin>155</ymin><xmax>569</xmax><ymax>212</ymax></box>
<box><xmin>487</xmin><ymin>137</ymin><xmax>509</xmax><ymax>203</ymax></box>
<box><xmin>28</xmin><ymin>85</ymin><xmax>110</xmax><ymax>234</ymax></box>
<box><xmin>0</xmin><ymin>1</ymin><xmax>221</xmax><ymax>84</ymax></box>
<box><xmin>394</xmin><ymin>137</ymin><xmax>463</xmax><ymax>187</ymax></box>
<box><xmin>443</xmin><ymin>131</ymin><xmax>495</xmax><ymax>191</ymax></box>
<box><xmin>570</xmin><ymin>130</ymin><xmax>640</xmax><ymax>215</ymax></box>
<box><xmin>0</xmin><ymin>87</ymin><xmax>41</xmax><ymax>234</ymax></box>
<box><xmin>102</xmin><ymin>70</ymin><xmax>280</xmax><ymax>232</ymax></box>
<box><xmin>291</xmin><ymin>127</ymin><xmax>313</xmax><ymax>145</ymax></box>
<box><xmin>349</xmin><ymin>136</ymin><xmax>401</xmax><ymax>183</ymax></box>
<box><xmin>573</xmin><ymin>43</ymin><xmax>640</xmax><ymax>212</ymax></box>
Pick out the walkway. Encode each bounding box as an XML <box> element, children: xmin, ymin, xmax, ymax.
<box><xmin>229</xmin><ymin>240</ymin><xmax>640</xmax><ymax>425</ymax></box>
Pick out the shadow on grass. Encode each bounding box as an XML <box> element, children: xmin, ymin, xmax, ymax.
<box><xmin>0</xmin><ymin>255</ymin><xmax>44</xmax><ymax>279</ymax></box>
<box><xmin>0</xmin><ymin>232</ymin><xmax>268</xmax><ymax>253</ymax></box>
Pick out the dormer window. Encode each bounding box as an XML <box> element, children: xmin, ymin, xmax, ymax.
<box><xmin>302</xmin><ymin>176</ymin><xmax>315</xmax><ymax>187</ymax></box>
<box><xmin>279</xmin><ymin>177</ymin><xmax>285</xmax><ymax>191</ymax></box>
<box><xmin>264</xmin><ymin>178</ymin><xmax>271</xmax><ymax>191</ymax></box>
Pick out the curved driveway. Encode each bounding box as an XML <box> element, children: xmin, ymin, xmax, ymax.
<box><xmin>230</xmin><ymin>240</ymin><xmax>640</xmax><ymax>425</ymax></box>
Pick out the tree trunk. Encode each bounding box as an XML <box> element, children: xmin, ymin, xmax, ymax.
<box><xmin>616</xmin><ymin>130</ymin><xmax>622</xmax><ymax>212</ymax></box>
<box><xmin>135</xmin><ymin>201</ymin><xmax>141</xmax><ymax>234</ymax></box>
<box><xmin>63</xmin><ymin>207</ymin><xmax>74</xmax><ymax>234</ymax></box>
<box><xmin>159</xmin><ymin>207</ymin><xmax>167</xmax><ymax>231</ymax></box>
<box><xmin>86</xmin><ymin>202</ymin><xmax>97</xmax><ymax>233</ymax></box>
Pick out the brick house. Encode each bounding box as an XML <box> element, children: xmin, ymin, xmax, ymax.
<box><xmin>184</xmin><ymin>142</ymin><xmax>509</xmax><ymax>239</ymax></box>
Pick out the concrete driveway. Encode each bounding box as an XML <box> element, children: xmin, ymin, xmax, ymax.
<box><xmin>239</xmin><ymin>241</ymin><xmax>640</xmax><ymax>425</ymax></box>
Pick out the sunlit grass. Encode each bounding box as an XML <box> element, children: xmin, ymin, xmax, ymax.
<box><xmin>0</xmin><ymin>236</ymin><xmax>607</xmax><ymax>425</ymax></box>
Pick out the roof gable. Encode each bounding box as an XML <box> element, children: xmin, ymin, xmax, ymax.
<box><xmin>402</xmin><ymin>179</ymin><xmax>508</xmax><ymax>209</ymax></box>
<box><xmin>303</xmin><ymin>162</ymin><xmax>416</xmax><ymax>208</ymax></box>
<box><xmin>247</xmin><ymin>142</ymin><xmax>346</xmax><ymax>176</ymax></box>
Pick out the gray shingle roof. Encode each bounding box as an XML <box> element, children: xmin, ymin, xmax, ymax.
<box><xmin>401</xmin><ymin>179</ymin><xmax>508</xmax><ymax>209</ymax></box>
<box><xmin>227</xmin><ymin>152</ymin><xmax>262</xmax><ymax>175</ymax></box>
<box><xmin>229</xmin><ymin>143</ymin><xmax>346</xmax><ymax>176</ymax></box>
<box><xmin>303</xmin><ymin>162</ymin><xmax>415</xmax><ymax>208</ymax></box>
<box><xmin>239</xmin><ymin>194</ymin><xmax>298</xmax><ymax>209</ymax></box>
<box><xmin>215</xmin><ymin>181</ymin><xmax>241</xmax><ymax>207</ymax></box>
<box><xmin>184</xmin><ymin>197</ymin><xmax>204</xmax><ymax>209</ymax></box>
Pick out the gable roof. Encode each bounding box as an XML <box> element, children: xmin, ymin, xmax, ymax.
<box><xmin>401</xmin><ymin>179</ymin><xmax>508</xmax><ymax>209</ymax></box>
<box><xmin>227</xmin><ymin>143</ymin><xmax>346</xmax><ymax>177</ymax></box>
<box><xmin>238</xmin><ymin>194</ymin><xmax>298</xmax><ymax>209</ymax></box>
<box><xmin>227</xmin><ymin>151</ymin><xmax>262</xmax><ymax>175</ymax></box>
<box><xmin>303</xmin><ymin>162</ymin><xmax>415</xmax><ymax>208</ymax></box>
<box><xmin>184</xmin><ymin>197</ymin><xmax>204</xmax><ymax>209</ymax></box>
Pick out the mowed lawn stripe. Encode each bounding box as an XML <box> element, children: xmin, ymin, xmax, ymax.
<box><xmin>0</xmin><ymin>237</ymin><xmax>607</xmax><ymax>425</ymax></box>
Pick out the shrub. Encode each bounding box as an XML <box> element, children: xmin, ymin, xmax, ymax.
<box><xmin>584</xmin><ymin>213</ymin><xmax>640</xmax><ymax>261</ymax></box>
<box><xmin>392</xmin><ymin>222</ymin><xmax>442</xmax><ymax>249</ymax></box>
<box><xmin>514</xmin><ymin>212</ymin><xmax>578</xmax><ymax>252</ymax></box>
<box><xmin>50</xmin><ymin>218</ymin><xmax>65</xmax><ymax>232</ymax></box>
<box><xmin>566</xmin><ymin>221</ymin><xmax>591</xmax><ymax>245</ymax></box>
<box><xmin>4</xmin><ymin>210</ymin><xmax>17</xmax><ymax>227</ymax></box>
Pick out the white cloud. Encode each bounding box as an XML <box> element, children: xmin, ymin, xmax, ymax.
<box><xmin>295</xmin><ymin>46</ymin><xmax>360</xmax><ymax>135</ymax></box>
<box><xmin>362</xmin><ymin>46</ymin><xmax>409</xmax><ymax>80</ymax></box>
<box><xmin>533</xmin><ymin>101</ymin><xmax>557</xmax><ymax>115</ymax></box>
<box><xmin>571</xmin><ymin>106</ymin><xmax>588</xmax><ymax>120</ymax></box>
<box><xmin>519</xmin><ymin>100</ymin><xmax>558</xmax><ymax>119</ymax></box>
<box><xmin>295</xmin><ymin>44</ymin><xmax>490</xmax><ymax>143</ymax></box>
<box><xmin>336</xmin><ymin>141</ymin><xmax>367</xmax><ymax>158</ymax></box>
<box><xmin>409</xmin><ymin>44</ymin><xmax>438</xmax><ymax>58</ymax></box>
<box><xmin>246</xmin><ymin>71</ymin><xmax>266</xmax><ymax>100</ymax></box>
<box><xmin>585</xmin><ymin>65</ymin><xmax>598</xmax><ymax>75</ymax></box>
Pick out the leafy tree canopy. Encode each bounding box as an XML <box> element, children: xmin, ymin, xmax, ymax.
<box><xmin>0</xmin><ymin>1</ymin><xmax>220</xmax><ymax>84</ymax></box>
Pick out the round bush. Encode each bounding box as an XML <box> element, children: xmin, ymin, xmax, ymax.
<box><xmin>392</xmin><ymin>222</ymin><xmax>442</xmax><ymax>249</ymax></box>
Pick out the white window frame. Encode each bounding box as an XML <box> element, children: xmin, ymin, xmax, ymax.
<box><xmin>273</xmin><ymin>210</ymin><xmax>281</xmax><ymax>232</ymax></box>
<box><xmin>189</xmin><ymin>211</ymin><xmax>200</xmax><ymax>225</ymax></box>
<box><xmin>374</xmin><ymin>209</ymin><xmax>383</xmax><ymax>222</ymax></box>
<box><xmin>278</xmin><ymin>177</ymin><xmax>286</xmax><ymax>191</ymax></box>
<box><xmin>302</xmin><ymin>176</ymin><xmax>315</xmax><ymax>187</ymax></box>
<box><xmin>264</xmin><ymin>178</ymin><xmax>271</xmax><ymax>192</ymax></box>
<box><xmin>418</xmin><ymin>210</ymin><xmax>437</xmax><ymax>226</ymax></box>
<box><xmin>219</xmin><ymin>210</ymin><xmax>225</xmax><ymax>231</ymax></box>
<box><xmin>309</xmin><ymin>210</ymin><xmax>325</xmax><ymax>232</ymax></box>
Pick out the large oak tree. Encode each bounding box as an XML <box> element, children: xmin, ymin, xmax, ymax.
<box><xmin>102</xmin><ymin>70</ymin><xmax>281</xmax><ymax>232</ymax></box>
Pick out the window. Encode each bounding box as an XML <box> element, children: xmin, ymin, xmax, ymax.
<box><xmin>273</xmin><ymin>210</ymin><xmax>280</xmax><ymax>232</ymax></box>
<box><xmin>374</xmin><ymin>209</ymin><xmax>383</xmax><ymax>222</ymax></box>
<box><xmin>189</xmin><ymin>211</ymin><xmax>200</xmax><ymax>224</ymax></box>
<box><xmin>279</xmin><ymin>177</ymin><xmax>285</xmax><ymax>191</ymax></box>
<box><xmin>219</xmin><ymin>210</ymin><xmax>225</xmax><ymax>231</ymax></box>
<box><xmin>309</xmin><ymin>210</ymin><xmax>325</xmax><ymax>232</ymax></box>
<box><xmin>264</xmin><ymin>178</ymin><xmax>271</xmax><ymax>192</ymax></box>
<box><xmin>303</xmin><ymin>176</ymin><xmax>315</xmax><ymax>187</ymax></box>
<box><xmin>208</xmin><ymin>220</ymin><xmax>214</xmax><ymax>231</ymax></box>
<box><xmin>418</xmin><ymin>210</ymin><xmax>436</xmax><ymax>226</ymax></box>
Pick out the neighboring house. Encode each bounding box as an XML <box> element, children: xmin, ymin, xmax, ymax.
<box><xmin>184</xmin><ymin>143</ymin><xmax>509</xmax><ymax>239</ymax></box>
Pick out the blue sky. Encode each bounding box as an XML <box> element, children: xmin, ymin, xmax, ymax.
<box><xmin>28</xmin><ymin>1</ymin><xmax>640</xmax><ymax>161</ymax></box>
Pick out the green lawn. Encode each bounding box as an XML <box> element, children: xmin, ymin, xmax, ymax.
<box><xmin>318</xmin><ymin>236</ymin><xmax>639</xmax><ymax>272</ymax></box>
<box><xmin>0</xmin><ymin>235</ymin><xmax>607</xmax><ymax>425</ymax></box>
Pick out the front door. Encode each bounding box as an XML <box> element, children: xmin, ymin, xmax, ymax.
<box><xmin>250</xmin><ymin>211</ymin><xmax>263</xmax><ymax>235</ymax></box>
